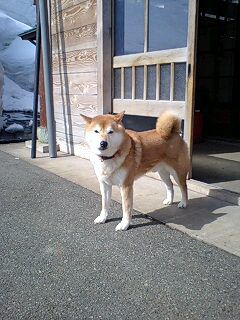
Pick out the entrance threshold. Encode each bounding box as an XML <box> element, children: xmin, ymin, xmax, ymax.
<box><xmin>187</xmin><ymin>179</ymin><xmax>240</xmax><ymax>206</ymax></box>
<box><xmin>147</xmin><ymin>172</ymin><xmax>240</xmax><ymax>206</ymax></box>
<box><xmin>191</xmin><ymin>140</ymin><xmax>240</xmax><ymax>204</ymax></box>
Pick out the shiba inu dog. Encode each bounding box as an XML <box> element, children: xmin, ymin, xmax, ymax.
<box><xmin>81</xmin><ymin>111</ymin><xmax>190</xmax><ymax>231</ymax></box>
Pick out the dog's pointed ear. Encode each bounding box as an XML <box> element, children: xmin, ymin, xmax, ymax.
<box><xmin>80</xmin><ymin>114</ymin><xmax>92</xmax><ymax>124</ymax></box>
<box><xmin>114</xmin><ymin>111</ymin><xmax>125</xmax><ymax>123</ymax></box>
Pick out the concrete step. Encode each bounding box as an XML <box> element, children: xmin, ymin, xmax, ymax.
<box><xmin>147</xmin><ymin>172</ymin><xmax>240</xmax><ymax>206</ymax></box>
<box><xmin>188</xmin><ymin>179</ymin><xmax>240</xmax><ymax>206</ymax></box>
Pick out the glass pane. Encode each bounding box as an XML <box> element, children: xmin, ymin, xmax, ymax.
<box><xmin>148</xmin><ymin>0</ymin><xmax>188</xmax><ymax>51</ymax></box>
<box><xmin>135</xmin><ymin>66</ymin><xmax>144</xmax><ymax>99</ymax></box>
<box><xmin>114</xmin><ymin>68</ymin><xmax>121</xmax><ymax>99</ymax></box>
<box><xmin>160</xmin><ymin>64</ymin><xmax>170</xmax><ymax>100</ymax></box>
<box><xmin>174</xmin><ymin>63</ymin><xmax>186</xmax><ymax>101</ymax></box>
<box><xmin>114</xmin><ymin>0</ymin><xmax>144</xmax><ymax>55</ymax></box>
<box><xmin>124</xmin><ymin>67</ymin><xmax>132</xmax><ymax>99</ymax></box>
<box><xmin>147</xmin><ymin>65</ymin><xmax>156</xmax><ymax>100</ymax></box>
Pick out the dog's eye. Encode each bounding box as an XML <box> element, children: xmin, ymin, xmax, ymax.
<box><xmin>108</xmin><ymin>130</ymin><xmax>114</xmax><ymax>134</ymax></box>
<box><xmin>94</xmin><ymin>130</ymin><xmax>99</xmax><ymax>133</ymax></box>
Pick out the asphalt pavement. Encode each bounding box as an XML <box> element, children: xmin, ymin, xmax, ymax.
<box><xmin>0</xmin><ymin>150</ymin><xmax>240</xmax><ymax>320</ymax></box>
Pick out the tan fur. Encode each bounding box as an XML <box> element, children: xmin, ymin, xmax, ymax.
<box><xmin>156</xmin><ymin>111</ymin><xmax>181</xmax><ymax>139</ymax></box>
<box><xmin>81</xmin><ymin>111</ymin><xmax>190</xmax><ymax>231</ymax></box>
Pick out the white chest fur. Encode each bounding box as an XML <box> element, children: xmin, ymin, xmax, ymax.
<box><xmin>90</xmin><ymin>153</ymin><xmax>127</xmax><ymax>186</ymax></box>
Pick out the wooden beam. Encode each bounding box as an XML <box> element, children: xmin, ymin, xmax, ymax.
<box><xmin>170</xmin><ymin>62</ymin><xmax>174</xmax><ymax>102</ymax></box>
<box><xmin>52</xmin><ymin>48</ymin><xmax>97</xmax><ymax>74</ymax></box>
<box><xmin>121</xmin><ymin>67</ymin><xmax>124</xmax><ymax>99</ymax></box>
<box><xmin>53</xmin><ymin>72</ymin><xmax>97</xmax><ymax>95</ymax></box>
<box><xmin>113</xmin><ymin>48</ymin><xmax>187</xmax><ymax>68</ymax></box>
<box><xmin>52</xmin><ymin>23</ymin><xmax>97</xmax><ymax>54</ymax></box>
<box><xmin>184</xmin><ymin>0</ymin><xmax>199</xmax><ymax>177</ymax></box>
<box><xmin>144</xmin><ymin>0</ymin><xmax>149</xmax><ymax>53</ymax></box>
<box><xmin>143</xmin><ymin>65</ymin><xmax>147</xmax><ymax>100</ymax></box>
<box><xmin>51</xmin><ymin>0</ymin><xmax>88</xmax><ymax>13</ymax></box>
<box><xmin>156</xmin><ymin>64</ymin><xmax>160</xmax><ymax>100</ymax></box>
<box><xmin>132</xmin><ymin>67</ymin><xmax>135</xmax><ymax>99</ymax></box>
<box><xmin>97</xmin><ymin>0</ymin><xmax>112</xmax><ymax>114</ymax></box>
<box><xmin>51</xmin><ymin>0</ymin><xmax>97</xmax><ymax>34</ymax></box>
<box><xmin>113</xmin><ymin>99</ymin><xmax>185</xmax><ymax>118</ymax></box>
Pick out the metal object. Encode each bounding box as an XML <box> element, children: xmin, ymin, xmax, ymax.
<box><xmin>31</xmin><ymin>4</ymin><xmax>41</xmax><ymax>159</ymax></box>
<box><xmin>39</xmin><ymin>0</ymin><xmax>57</xmax><ymax>158</ymax></box>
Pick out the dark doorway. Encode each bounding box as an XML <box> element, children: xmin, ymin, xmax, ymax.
<box><xmin>195</xmin><ymin>0</ymin><xmax>240</xmax><ymax>140</ymax></box>
<box><xmin>193</xmin><ymin>0</ymin><xmax>240</xmax><ymax>193</ymax></box>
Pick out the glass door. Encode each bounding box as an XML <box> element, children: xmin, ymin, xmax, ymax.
<box><xmin>113</xmin><ymin>0</ymin><xmax>198</xmax><ymax>144</ymax></box>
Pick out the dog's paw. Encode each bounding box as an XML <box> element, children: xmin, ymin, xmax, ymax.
<box><xmin>178</xmin><ymin>201</ymin><xmax>187</xmax><ymax>209</ymax></box>
<box><xmin>94</xmin><ymin>215</ymin><xmax>107</xmax><ymax>224</ymax></box>
<box><xmin>115</xmin><ymin>220</ymin><xmax>130</xmax><ymax>231</ymax></box>
<box><xmin>163</xmin><ymin>198</ymin><xmax>173</xmax><ymax>205</ymax></box>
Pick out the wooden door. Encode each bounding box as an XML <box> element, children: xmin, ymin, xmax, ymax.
<box><xmin>112</xmin><ymin>0</ymin><xmax>198</xmax><ymax>147</ymax></box>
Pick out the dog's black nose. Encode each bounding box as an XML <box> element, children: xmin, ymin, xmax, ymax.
<box><xmin>100</xmin><ymin>141</ymin><xmax>108</xmax><ymax>149</ymax></box>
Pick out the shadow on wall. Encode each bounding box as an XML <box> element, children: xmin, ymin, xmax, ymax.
<box><xmin>53</xmin><ymin>0</ymin><xmax>74</xmax><ymax>155</ymax></box>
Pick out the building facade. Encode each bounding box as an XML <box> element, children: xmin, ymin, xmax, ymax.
<box><xmin>50</xmin><ymin>0</ymin><xmax>240</xmax><ymax>182</ymax></box>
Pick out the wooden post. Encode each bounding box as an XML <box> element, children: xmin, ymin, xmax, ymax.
<box><xmin>184</xmin><ymin>0</ymin><xmax>199</xmax><ymax>177</ymax></box>
<box><xmin>97</xmin><ymin>0</ymin><xmax>112</xmax><ymax>114</ymax></box>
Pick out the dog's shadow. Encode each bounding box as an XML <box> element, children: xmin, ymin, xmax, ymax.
<box><xmin>106</xmin><ymin>214</ymin><xmax>161</xmax><ymax>229</ymax></box>
<box><xmin>108</xmin><ymin>196</ymin><xmax>234</xmax><ymax>231</ymax></box>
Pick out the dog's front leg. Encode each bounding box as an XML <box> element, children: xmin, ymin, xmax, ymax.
<box><xmin>94</xmin><ymin>182</ymin><xmax>112</xmax><ymax>224</ymax></box>
<box><xmin>115</xmin><ymin>185</ymin><xmax>133</xmax><ymax>231</ymax></box>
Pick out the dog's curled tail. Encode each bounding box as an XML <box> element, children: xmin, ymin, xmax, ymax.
<box><xmin>156</xmin><ymin>111</ymin><xmax>181</xmax><ymax>140</ymax></box>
